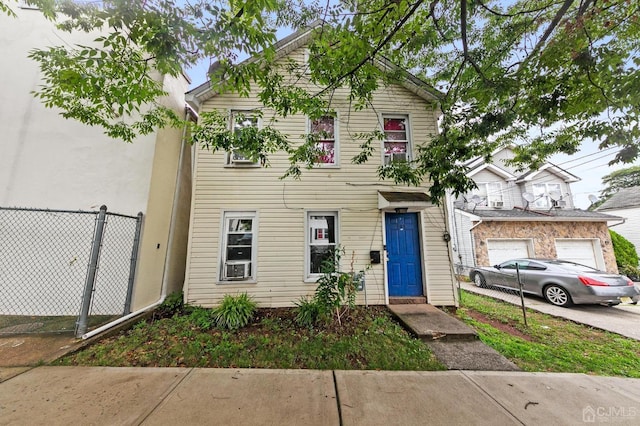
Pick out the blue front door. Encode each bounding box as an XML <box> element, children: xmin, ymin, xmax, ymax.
<box><xmin>385</xmin><ymin>213</ymin><xmax>423</xmax><ymax>296</ymax></box>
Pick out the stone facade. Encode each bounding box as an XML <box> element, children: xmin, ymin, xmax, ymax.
<box><xmin>472</xmin><ymin>221</ymin><xmax>617</xmax><ymax>273</ymax></box>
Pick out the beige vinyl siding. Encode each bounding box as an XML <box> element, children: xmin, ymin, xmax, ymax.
<box><xmin>421</xmin><ymin>206</ymin><xmax>458</xmax><ymax>305</ymax></box>
<box><xmin>184</xmin><ymin>45</ymin><xmax>456</xmax><ymax>307</ymax></box>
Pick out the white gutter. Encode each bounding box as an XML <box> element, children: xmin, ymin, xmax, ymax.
<box><xmin>82</xmin><ymin>107</ymin><xmax>192</xmax><ymax>340</ymax></box>
<box><xmin>608</xmin><ymin>218</ymin><xmax>627</xmax><ymax>228</ymax></box>
<box><xmin>469</xmin><ymin>218</ymin><xmax>484</xmax><ymax>231</ymax></box>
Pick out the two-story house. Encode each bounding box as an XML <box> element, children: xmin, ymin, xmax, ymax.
<box><xmin>450</xmin><ymin>147</ymin><xmax>621</xmax><ymax>273</ymax></box>
<box><xmin>183</xmin><ymin>23</ymin><xmax>458</xmax><ymax>308</ymax></box>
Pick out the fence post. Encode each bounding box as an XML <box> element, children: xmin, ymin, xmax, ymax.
<box><xmin>516</xmin><ymin>263</ymin><xmax>528</xmax><ymax>327</ymax></box>
<box><xmin>123</xmin><ymin>212</ymin><xmax>143</xmax><ymax>315</ymax></box>
<box><xmin>76</xmin><ymin>205</ymin><xmax>108</xmax><ymax>338</ymax></box>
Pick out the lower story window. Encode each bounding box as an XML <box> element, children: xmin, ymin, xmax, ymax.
<box><xmin>307</xmin><ymin>211</ymin><xmax>338</xmax><ymax>277</ymax></box>
<box><xmin>221</xmin><ymin>211</ymin><xmax>256</xmax><ymax>281</ymax></box>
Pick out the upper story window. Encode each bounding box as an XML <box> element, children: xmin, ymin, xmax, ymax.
<box><xmin>383</xmin><ymin>114</ymin><xmax>411</xmax><ymax>165</ymax></box>
<box><xmin>310</xmin><ymin>116</ymin><xmax>337</xmax><ymax>166</ymax></box>
<box><xmin>474</xmin><ymin>182</ymin><xmax>503</xmax><ymax>206</ymax></box>
<box><xmin>227</xmin><ymin>110</ymin><xmax>260</xmax><ymax>166</ymax></box>
<box><xmin>220</xmin><ymin>211</ymin><xmax>256</xmax><ymax>282</ymax></box>
<box><xmin>533</xmin><ymin>183</ymin><xmax>562</xmax><ymax>208</ymax></box>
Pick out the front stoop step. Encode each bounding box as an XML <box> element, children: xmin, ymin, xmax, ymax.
<box><xmin>388</xmin><ymin>304</ymin><xmax>520</xmax><ymax>371</ymax></box>
<box><xmin>388</xmin><ymin>304</ymin><xmax>478</xmax><ymax>342</ymax></box>
<box><xmin>388</xmin><ymin>297</ymin><xmax>427</xmax><ymax>305</ymax></box>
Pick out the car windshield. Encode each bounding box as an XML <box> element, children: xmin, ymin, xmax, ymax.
<box><xmin>543</xmin><ymin>260</ymin><xmax>599</xmax><ymax>273</ymax></box>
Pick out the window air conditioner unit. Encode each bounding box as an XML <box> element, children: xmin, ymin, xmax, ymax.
<box><xmin>225</xmin><ymin>262</ymin><xmax>250</xmax><ymax>280</ymax></box>
<box><xmin>553</xmin><ymin>200</ymin><xmax>567</xmax><ymax>209</ymax></box>
<box><xmin>230</xmin><ymin>150</ymin><xmax>255</xmax><ymax>164</ymax></box>
<box><xmin>491</xmin><ymin>201</ymin><xmax>504</xmax><ymax>208</ymax></box>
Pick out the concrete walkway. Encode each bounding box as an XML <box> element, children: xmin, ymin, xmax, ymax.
<box><xmin>1</xmin><ymin>367</ymin><xmax>639</xmax><ymax>425</ymax></box>
<box><xmin>388</xmin><ymin>304</ymin><xmax>520</xmax><ymax>371</ymax></box>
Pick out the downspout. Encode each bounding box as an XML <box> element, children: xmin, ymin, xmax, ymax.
<box><xmin>441</xmin><ymin>195</ymin><xmax>459</xmax><ymax>306</ymax></box>
<box><xmin>468</xmin><ymin>218</ymin><xmax>483</xmax><ymax>269</ymax></box>
<box><xmin>82</xmin><ymin>106</ymin><xmax>192</xmax><ymax>339</ymax></box>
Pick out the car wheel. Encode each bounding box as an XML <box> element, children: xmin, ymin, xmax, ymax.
<box><xmin>544</xmin><ymin>285</ymin><xmax>573</xmax><ymax>307</ymax></box>
<box><xmin>473</xmin><ymin>272</ymin><xmax>487</xmax><ymax>288</ymax></box>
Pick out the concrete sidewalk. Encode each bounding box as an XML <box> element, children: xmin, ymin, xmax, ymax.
<box><xmin>1</xmin><ymin>367</ymin><xmax>639</xmax><ymax>425</ymax></box>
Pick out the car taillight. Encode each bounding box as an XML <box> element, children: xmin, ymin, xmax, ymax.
<box><xmin>578</xmin><ymin>276</ymin><xmax>609</xmax><ymax>286</ymax></box>
<box><xmin>625</xmin><ymin>277</ymin><xmax>634</xmax><ymax>286</ymax></box>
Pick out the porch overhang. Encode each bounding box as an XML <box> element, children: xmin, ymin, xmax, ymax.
<box><xmin>377</xmin><ymin>191</ymin><xmax>434</xmax><ymax>211</ymax></box>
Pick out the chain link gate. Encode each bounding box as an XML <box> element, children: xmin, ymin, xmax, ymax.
<box><xmin>0</xmin><ymin>206</ymin><xmax>143</xmax><ymax>336</ymax></box>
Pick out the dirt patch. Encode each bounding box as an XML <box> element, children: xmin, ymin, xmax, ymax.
<box><xmin>0</xmin><ymin>334</ymin><xmax>80</xmax><ymax>367</ymax></box>
<box><xmin>465</xmin><ymin>309</ymin><xmax>533</xmax><ymax>342</ymax></box>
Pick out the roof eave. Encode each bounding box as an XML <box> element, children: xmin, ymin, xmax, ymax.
<box><xmin>187</xmin><ymin>21</ymin><xmax>443</xmax><ymax>109</ymax></box>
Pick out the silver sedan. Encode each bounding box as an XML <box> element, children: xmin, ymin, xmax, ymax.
<box><xmin>469</xmin><ymin>258</ymin><xmax>640</xmax><ymax>307</ymax></box>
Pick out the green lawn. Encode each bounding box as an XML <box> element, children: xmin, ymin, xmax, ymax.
<box><xmin>57</xmin><ymin>306</ymin><xmax>445</xmax><ymax>371</ymax></box>
<box><xmin>56</xmin><ymin>292</ymin><xmax>640</xmax><ymax>377</ymax></box>
<box><xmin>456</xmin><ymin>290</ymin><xmax>640</xmax><ymax>377</ymax></box>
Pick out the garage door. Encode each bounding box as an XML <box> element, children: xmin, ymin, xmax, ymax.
<box><xmin>487</xmin><ymin>239</ymin><xmax>532</xmax><ymax>266</ymax></box>
<box><xmin>555</xmin><ymin>239</ymin><xmax>603</xmax><ymax>269</ymax></box>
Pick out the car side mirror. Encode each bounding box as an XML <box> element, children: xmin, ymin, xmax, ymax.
<box><xmin>494</xmin><ymin>264</ymin><xmax>501</xmax><ymax>269</ymax></box>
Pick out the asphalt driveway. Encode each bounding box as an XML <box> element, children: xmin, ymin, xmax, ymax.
<box><xmin>460</xmin><ymin>282</ymin><xmax>640</xmax><ymax>341</ymax></box>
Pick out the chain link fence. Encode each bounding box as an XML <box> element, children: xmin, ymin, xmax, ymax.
<box><xmin>455</xmin><ymin>261</ymin><xmax>529</xmax><ymax>326</ymax></box>
<box><xmin>0</xmin><ymin>206</ymin><xmax>142</xmax><ymax>336</ymax></box>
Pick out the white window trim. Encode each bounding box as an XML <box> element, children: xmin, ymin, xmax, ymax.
<box><xmin>532</xmin><ymin>182</ymin><xmax>562</xmax><ymax>208</ymax></box>
<box><xmin>218</xmin><ymin>210</ymin><xmax>258</xmax><ymax>283</ymax></box>
<box><xmin>304</xmin><ymin>210</ymin><xmax>340</xmax><ymax>282</ymax></box>
<box><xmin>307</xmin><ymin>114</ymin><xmax>340</xmax><ymax>167</ymax></box>
<box><xmin>474</xmin><ymin>182</ymin><xmax>503</xmax><ymax>205</ymax></box>
<box><xmin>225</xmin><ymin>110</ymin><xmax>262</xmax><ymax>168</ymax></box>
<box><xmin>380</xmin><ymin>113</ymin><xmax>412</xmax><ymax>165</ymax></box>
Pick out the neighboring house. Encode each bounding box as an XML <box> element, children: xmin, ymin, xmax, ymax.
<box><xmin>450</xmin><ymin>147</ymin><xmax>621</xmax><ymax>272</ymax></box>
<box><xmin>183</xmin><ymin>23</ymin><xmax>458</xmax><ymax>308</ymax></box>
<box><xmin>596</xmin><ymin>186</ymin><xmax>640</xmax><ymax>259</ymax></box>
<box><xmin>0</xmin><ymin>7</ymin><xmax>192</xmax><ymax>316</ymax></box>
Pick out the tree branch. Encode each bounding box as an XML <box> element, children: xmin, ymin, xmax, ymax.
<box><xmin>460</xmin><ymin>0</ymin><xmax>491</xmax><ymax>83</ymax></box>
<box><xmin>313</xmin><ymin>0</ymin><xmax>427</xmax><ymax>98</ymax></box>
<box><xmin>529</xmin><ymin>0</ymin><xmax>575</xmax><ymax>59</ymax></box>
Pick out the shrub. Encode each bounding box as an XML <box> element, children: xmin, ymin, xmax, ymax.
<box><xmin>610</xmin><ymin>230</ymin><xmax>639</xmax><ymax>279</ymax></box>
<box><xmin>620</xmin><ymin>265</ymin><xmax>640</xmax><ymax>281</ymax></box>
<box><xmin>294</xmin><ymin>247</ymin><xmax>359</xmax><ymax>327</ymax></box>
<box><xmin>294</xmin><ymin>297</ymin><xmax>323</xmax><ymax>327</ymax></box>
<box><xmin>213</xmin><ymin>293</ymin><xmax>257</xmax><ymax>330</ymax></box>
